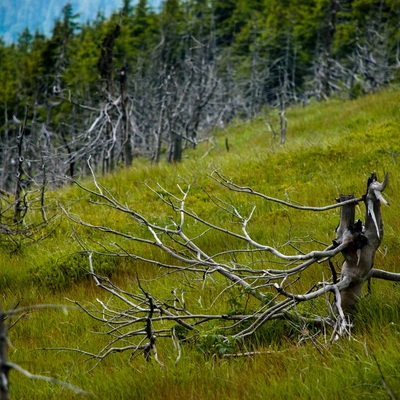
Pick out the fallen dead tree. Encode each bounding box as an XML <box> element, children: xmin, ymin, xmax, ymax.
<box><xmin>58</xmin><ymin>170</ymin><xmax>400</xmax><ymax>363</ymax></box>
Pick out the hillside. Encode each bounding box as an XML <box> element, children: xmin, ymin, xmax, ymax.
<box><xmin>3</xmin><ymin>87</ymin><xmax>400</xmax><ymax>399</ymax></box>
<box><xmin>1</xmin><ymin>0</ymin><xmax>399</xmax><ymax>193</ymax></box>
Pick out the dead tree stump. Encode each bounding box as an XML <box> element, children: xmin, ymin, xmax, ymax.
<box><xmin>335</xmin><ymin>173</ymin><xmax>388</xmax><ymax>313</ymax></box>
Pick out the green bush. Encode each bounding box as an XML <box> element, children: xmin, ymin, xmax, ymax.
<box><xmin>30</xmin><ymin>252</ymin><xmax>118</xmax><ymax>291</ymax></box>
<box><xmin>197</xmin><ymin>333</ymin><xmax>242</xmax><ymax>357</ymax></box>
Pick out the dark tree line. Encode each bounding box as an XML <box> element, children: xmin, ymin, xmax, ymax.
<box><xmin>0</xmin><ymin>0</ymin><xmax>399</xmax><ymax>193</ymax></box>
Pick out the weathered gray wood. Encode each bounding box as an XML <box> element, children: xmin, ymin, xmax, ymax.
<box><xmin>336</xmin><ymin>173</ymin><xmax>388</xmax><ymax>313</ymax></box>
<box><xmin>0</xmin><ymin>309</ymin><xmax>9</xmax><ymax>400</ymax></box>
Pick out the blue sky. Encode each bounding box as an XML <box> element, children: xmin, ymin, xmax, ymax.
<box><xmin>0</xmin><ymin>0</ymin><xmax>160</xmax><ymax>44</ymax></box>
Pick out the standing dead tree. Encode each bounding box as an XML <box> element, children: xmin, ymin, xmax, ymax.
<box><xmin>0</xmin><ymin>111</ymin><xmax>59</xmax><ymax>251</ymax></box>
<box><xmin>60</xmin><ymin>170</ymin><xmax>400</xmax><ymax>363</ymax></box>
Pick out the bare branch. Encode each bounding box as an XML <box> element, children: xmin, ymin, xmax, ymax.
<box><xmin>7</xmin><ymin>362</ymin><xmax>91</xmax><ymax>396</ymax></box>
<box><xmin>369</xmin><ymin>269</ymin><xmax>400</xmax><ymax>281</ymax></box>
<box><xmin>0</xmin><ymin>305</ymin><xmax>88</xmax><ymax>398</ymax></box>
<box><xmin>60</xmin><ymin>171</ymin><xmax>393</xmax><ymax>364</ymax></box>
<box><xmin>211</xmin><ymin>170</ymin><xmax>364</xmax><ymax>211</ymax></box>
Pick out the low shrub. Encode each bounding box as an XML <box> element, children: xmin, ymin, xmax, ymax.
<box><xmin>30</xmin><ymin>252</ymin><xmax>118</xmax><ymax>291</ymax></box>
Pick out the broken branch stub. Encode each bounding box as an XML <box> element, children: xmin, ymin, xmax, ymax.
<box><xmin>336</xmin><ymin>173</ymin><xmax>389</xmax><ymax>313</ymax></box>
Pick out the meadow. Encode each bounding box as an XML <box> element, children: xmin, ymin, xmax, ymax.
<box><xmin>3</xmin><ymin>87</ymin><xmax>400</xmax><ymax>399</ymax></box>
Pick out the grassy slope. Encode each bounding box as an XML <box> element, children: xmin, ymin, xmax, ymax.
<box><xmin>4</xmin><ymin>87</ymin><xmax>400</xmax><ymax>399</ymax></box>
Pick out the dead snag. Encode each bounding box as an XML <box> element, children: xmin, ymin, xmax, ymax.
<box><xmin>0</xmin><ymin>308</ymin><xmax>9</xmax><ymax>400</ymax></box>
<box><xmin>335</xmin><ymin>173</ymin><xmax>388</xmax><ymax>313</ymax></box>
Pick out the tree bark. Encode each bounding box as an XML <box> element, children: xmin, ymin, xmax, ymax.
<box><xmin>336</xmin><ymin>173</ymin><xmax>388</xmax><ymax>313</ymax></box>
<box><xmin>168</xmin><ymin>132</ymin><xmax>182</xmax><ymax>163</ymax></box>
<box><xmin>120</xmin><ymin>66</ymin><xmax>133</xmax><ymax>167</ymax></box>
<box><xmin>0</xmin><ymin>309</ymin><xmax>9</xmax><ymax>400</ymax></box>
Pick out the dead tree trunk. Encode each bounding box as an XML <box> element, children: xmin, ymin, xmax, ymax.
<box><xmin>13</xmin><ymin>119</ymin><xmax>29</xmax><ymax>224</ymax></box>
<box><xmin>0</xmin><ymin>308</ymin><xmax>9</xmax><ymax>400</ymax></box>
<box><xmin>278</xmin><ymin>93</ymin><xmax>287</xmax><ymax>145</ymax></box>
<box><xmin>335</xmin><ymin>173</ymin><xmax>388</xmax><ymax>313</ymax></box>
<box><xmin>120</xmin><ymin>66</ymin><xmax>133</xmax><ymax>167</ymax></box>
<box><xmin>168</xmin><ymin>132</ymin><xmax>183</xmax><ymax>163</ymax></box>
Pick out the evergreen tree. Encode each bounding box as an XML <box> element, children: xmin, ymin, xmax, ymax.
<box><xmin>0</xmin><ymin>0</ymin><xmax>400</xmax><ymax>186</ymax></box>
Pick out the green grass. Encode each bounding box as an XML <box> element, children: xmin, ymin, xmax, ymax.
<box><xmin>3</xmin><ymin>86</ymin><xmax>400</xmax><ymax>399</ymax></box>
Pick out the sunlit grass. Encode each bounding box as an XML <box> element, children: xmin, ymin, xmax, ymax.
<box><xmin>4</xmin><ymin>86</ymin><xmax>400</xmax><ymax>399</ymax></box>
